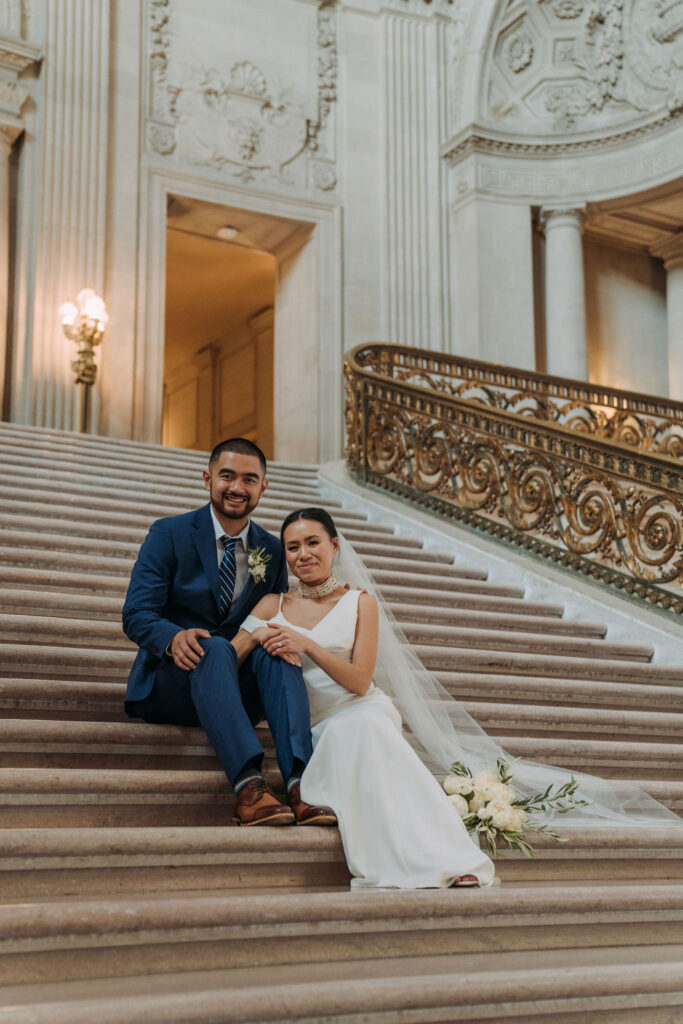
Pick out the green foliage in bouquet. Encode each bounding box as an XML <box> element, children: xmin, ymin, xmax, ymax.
<box><xmin>443</xmin><ymin>759</ymin><xmax>590</xmax><ymax>859</ymax></box>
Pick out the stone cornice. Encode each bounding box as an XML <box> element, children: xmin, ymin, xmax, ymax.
<box><xmin>442</xmin><ymin>111</ymin><xmax>683</xmax><ymax>165</ymax></box>
<box><xmin>0</xmin><ymin>116</ymin><xmax>24</xmax><ymax>146</ymax></box>
<box><xmin>0</xmin><ymin>34</ymin><xmax>41</xmax><ymax>74</ymax></box>
<box><xmin>651</xmin><ymin>232</ymin><xmax>683</xmax><ymax>268</ymax></box>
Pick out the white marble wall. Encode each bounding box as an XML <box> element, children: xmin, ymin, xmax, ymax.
<box><xmin>3</xmin><ymin>0</ymin><xmax>683</xmax><ymax>458</ymax></box>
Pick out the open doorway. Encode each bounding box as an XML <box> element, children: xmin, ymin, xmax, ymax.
<box><xmin>162</xmin><ymin>195</ymin><xmax>312</xmax><ymax>459</ymax></box>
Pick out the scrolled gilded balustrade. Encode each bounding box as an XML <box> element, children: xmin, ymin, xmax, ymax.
<box><xmin>345</xmin><ymin>343</ymin><xmax>683</xmax><ymax>616</ymax></box>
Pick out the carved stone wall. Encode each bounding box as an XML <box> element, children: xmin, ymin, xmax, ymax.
<box><xmin>484</xmin><ymin>0</ymin><xmax>683</xmax><ymax>133</ymax></box>
<box><xmin>145</xmin><ymin>0</ymin><xmax>337</xmax><ymax>195</ymax></box>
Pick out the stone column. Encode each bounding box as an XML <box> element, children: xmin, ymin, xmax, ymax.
<box><xmin>0</xmin><ymin>33</ymin><xmax>40</xmax><ymax>416</ymax></box>
<box><xmin>651</xmin><ymin>233</ymin><xmax>683</xmax><ymax>401</ymax></box>
<box><xmin>540</xmin><ymin>206</ymin><xmax>588</xmax><ymax>381</ymax></box>
<box><xmin>0</xmin><ymin>124</ymin><xmax>19</xmax><ymax>409</ymax></box>
<box><xmin>383</xmin><ymin>10</ymin><xmax>448</xmax><ymax>350</ymax></box>
<box><xmin>25</xmin><ymin>0</ymin><xmax>110</xmax><ymax>432</ymax></box>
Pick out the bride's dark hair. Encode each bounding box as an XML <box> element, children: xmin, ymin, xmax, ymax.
<box><xmin>280</xmin><ymin>507</ymin><xmax>338</xmax><ymax>542</ymax></box>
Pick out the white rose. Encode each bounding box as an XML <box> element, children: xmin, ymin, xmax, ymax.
<box><xmin>473</xmin><ymin>770</ymin><xmax>498</xmax><ymax>789</ymax></box>
<box><xmin>480</xmin><ymin>781</ymin><xmax>513</xmax><ymax>804</ymax></box>
<box><xmin>507</xmin><ymin>807</ymin><xmax>527</xmax><ymax>832</ymax></box>
<box><xmin>469</xmin><ymin>790</ymin><xmax>488</xmax><ymax>813</ymax></box>
<box><xmin>443</xmin><ymin>775</ymin><xmax>474</xmax><ymax>797</ymax></box>
<box><xmin>447</xmin><ymin>794</ymin><xmax>469</xmax><ymax>818</ymax></box>
<box><xmin>478</xmin><ymin>799</ymin><xmax>515</xmax><ymax>830</ymax></box>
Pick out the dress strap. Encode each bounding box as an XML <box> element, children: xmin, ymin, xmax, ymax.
<box><xmin>278</xmin><ymin>592</ymin><xmax>285</xmax><ymax>610</ymax></box>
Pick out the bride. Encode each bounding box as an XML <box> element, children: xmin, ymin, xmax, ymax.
<box><xmin>234</xmin><ymin>507</ymin><xmax>681</xmax><ymax>890</ymax></box>
<box><xmin>236</xmin><ymin>506</ymin><xmax>494</xmax><ymax>888</ymax></box>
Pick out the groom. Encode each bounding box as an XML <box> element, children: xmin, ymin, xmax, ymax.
<box><xmin>123</xmin><ymin>437</ymin><xmax>335</xmax><ymax>827</ymax></box>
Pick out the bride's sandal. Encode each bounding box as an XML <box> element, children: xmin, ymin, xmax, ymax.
<box><xmin>450</xmin><ymin>874</ymin><xmax>480</xmax><ymax>888</ymax></box>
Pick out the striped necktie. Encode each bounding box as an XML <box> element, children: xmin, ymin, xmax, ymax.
<box><xmin>219</xmin><ymin>534</ymin><xmax>237</xmax><ymax>615</ymax></box>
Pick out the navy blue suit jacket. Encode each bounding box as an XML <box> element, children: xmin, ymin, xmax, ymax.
<box><xmin>122</xmin><ymin>504</ymin><xmax>288</xmax><ymax>703</ymax></box>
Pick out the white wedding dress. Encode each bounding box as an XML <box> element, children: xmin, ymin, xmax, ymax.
<box><xmin>242</xmin><ymin>589</ymin><xmax>495</xmax><ymax>890</ymax></box>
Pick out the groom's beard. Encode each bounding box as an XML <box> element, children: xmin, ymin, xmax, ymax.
<box><xmin>209</xmin><ymin>485</ymin><xmax>259</xmax><ymax>520</ymax></box>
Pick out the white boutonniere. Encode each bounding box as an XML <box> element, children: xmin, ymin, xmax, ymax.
<box><xmin>247</xmin><ymin>546</ymin><xmax>271</xmax><ymax>584</ymax></box>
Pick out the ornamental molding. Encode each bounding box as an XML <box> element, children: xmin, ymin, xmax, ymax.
<box><xmin>443</xmin><ymin>108</ymin><xmax>683</xmax><ymax>163</ymax></box>
<box><xmin>483</xmin><ymin>0</ymin><xmax>683</xmax><ymax>137</ymax></box>
<box><xmin>0</xmin><ymin>1</ymin><xmax>24</xmax><ymax>38</ymax></box>
<box><xmin>651</xmin><ymin>231</ymin><xmax>683</xmax><ymax>265</ymax></box>
<box><xmin>448</xmin><ymin>135</ymin><xmax>683</xmax><ymax>208</ymax></box>
<box><xmin>146</xmin><ymin>0</ymin><xmax>338</xmax><ymax>192</ymax></box>
<box><xmin>0</xmin><ymin>33</ymin><xmax>40</xmax><ymax>130</ymax></box>
<box><xmin>0</xmin><ymin>34</ymin><xmax>40</xmax><ymax>73</ymax></box>
<box><xmin>0</xmin><ymin>117</ymin><xmax>23</xmax><ymax>146</ymax></box>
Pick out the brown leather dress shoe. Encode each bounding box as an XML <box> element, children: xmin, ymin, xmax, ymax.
<box><xmin>288</xmin><ymin>781</ymin><xmax>337</xmax><ymax>826</ymax></box>
<box><xmin>233</xmin><ymin>778</ymin><xmax>295</xmax><ymax>826</ymax></box>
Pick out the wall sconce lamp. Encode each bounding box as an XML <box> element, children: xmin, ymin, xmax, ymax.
<box><xmin>59</xmin><ymin>288</ymin><xmax>108</xmax><ymax>433</ymax></box>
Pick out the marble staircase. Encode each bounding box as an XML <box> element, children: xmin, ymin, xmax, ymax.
<box><xmin>0</xmin><ymin>422</ymin><xmax>682</xmax><ymax>1023</ymax></box>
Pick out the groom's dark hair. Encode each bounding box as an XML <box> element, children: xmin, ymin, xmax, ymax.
<box><xmin>209</xmin><ymin>437</ymin><xmax>267</xmax><ymax>475</ymax></box>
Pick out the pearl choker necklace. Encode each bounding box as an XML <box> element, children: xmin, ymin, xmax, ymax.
<box><xmin>297</xmin><ymin>576</ymin><xmax>339</xmax><ymax>599</ymax></box>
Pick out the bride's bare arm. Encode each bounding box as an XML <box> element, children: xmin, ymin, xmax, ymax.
<box><xmin>260</xmin><ymin>593</ymin><xmax>379</xmax><ymax>696</ymax></box>
<box><xmin>231</xmin><ymin>593</ymin><xmax>302</xmax><ymax>666</ymax></box>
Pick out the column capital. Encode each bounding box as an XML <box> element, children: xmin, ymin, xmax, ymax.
<box><xmin>0</xmin><ymin>116</ymin><xmax>23</xmax><ymax>149</ymax></box>
<box><xmin>539</xmin><ymin>204</ymin><xmax>587</xmax><ymax>232</ymax></box>
<box><xmin>651</xmin><ymin>232</ymin><xmax>683</xmax><ymax>272</ymax></box>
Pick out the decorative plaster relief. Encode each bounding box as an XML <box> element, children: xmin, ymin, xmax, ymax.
<box><xmin>484</xmin><ymin>0</ymin><xmax>683</xmax><ymax>136</ymax></box>
<box><xmin>146</xmin><ymin>0</ymin><xmax>338</xmax><ymax>192</ymax></box>
<box><xmin>310</xmin><ymin>159</ymin><xmax>337</xmax><ymax>190</ymax></box>
<box><xmin>502</xmin><ymin>25</ymin><xmax>535</xmax><ymax>73</ymax></box>
<box><xmin>550</xmin><ymin>0</ymin><xmax>586</xmax><ymax>17</ymax></box>
<box><xmin>0</xmin><ymin>79</ymin><xmax>27</xmax><ymax>118</ymax></box>
<box><xmin>148</xmin><ymin>0</ymin><xmax>175</xmax><ymax>156</ymax></box>
<box><xmin>173</xmin><ymin>60</ymin><xmax>309</xmax><ymax>182</ymax></box>
<box><xmin>0</xmin><ymin>0</ymin><xmax>22</xmax><ymax>37</ymax></box>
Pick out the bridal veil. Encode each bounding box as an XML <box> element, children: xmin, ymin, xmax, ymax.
<box><xmin>334</xmin><ymin>531</ymin><xmax>681</xmax><ymax>828</ymax></box>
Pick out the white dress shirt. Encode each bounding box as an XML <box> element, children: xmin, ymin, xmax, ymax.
<box><xmin>210</xmin><ymin>506</ymin><xmax>251</xmax><ymax>610</ymax></box>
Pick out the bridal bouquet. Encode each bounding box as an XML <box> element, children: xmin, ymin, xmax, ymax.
<box><xmin>443</xmin><ymin>758</ymin><xmax>589</xmax><ymax>858</ymax></box>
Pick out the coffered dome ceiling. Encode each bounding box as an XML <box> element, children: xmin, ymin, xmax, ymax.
<box><xmin>483</xmin><ymin>0</ymin><xmax>683</xmax><ymax>135</ymax></box>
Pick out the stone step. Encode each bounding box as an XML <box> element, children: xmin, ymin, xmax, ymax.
<box><xmin>0</xmin><ymin>423</ymin><xmax>320</xmax><ymax>476</ymax></box>
<box><xmin>0</xmin><ymin>615</ymin><xmax>634</xmax><ymax>663</ymax></box>
<box><xmin>438</xmin><ymin>671</ymin><xmax>683</xmax><ymax>711</ymax></box>
<box><xmin>0</xmin><ymin>510</ymin><xmax>420</xmax><ymax>553</ymax></box>
<box><xmin>2</xmin><ymin>948</ymin><xmax>683</xmax><ymax>1024</ymax></box>
<box><xmin>0</xmin><ymin>641</ymin><xmax>678</xmax><ymax>689</ymax></box>
<box><xmin>0</xmin><ymin>458</ymin><xmax>336</xmax><ymax>508</ymax></box>
<box><xmin>4</xmin><ymin>679</ymin><xmax>682</xmax><ymax>738</ymax></box>
<box><xmin>0</xmin><ymin>826</ymin><xmax>682</xmax><ymax>903</ymax></box>
<box><xmin>0</xmin><ymin>431</ymin><xmax>319</xmax><ymax>478</ymax></box>
<box><xmin>0</xmin><ymin>528</ymin><xmax>455</xmax><ymax>569</ymax></box>
<box><xmin>3</xmin><ymin>718</ymin><xmax>682</xmax><ymax>774</ymax></box>
<box><xmin>1</xmin><ymin>883</ymin><xmax>683</xmax><ymax>986</ymax></box>
<box><xmin>417</xmin><ymin>645</ymin><xmax>683</xmax><ymax>685</ymax></box>
<box><xmin>0</xmin><ymin>477</ymin><xmax>373</xmax><ymax>524</ymax></box>
<box><xmin>0</xmin><ymin>444</ymin><xmax>325</xmax><ymax>496</ymax></box>
<box><xmin>383</xmin><ymin>584</ymin><xmax>563</xmax><ymax>615</ymax></box>
<box><xmin>0</xmin><ymin>768</ymin><xmax>679</xmax><ymax>830</ymax></box>
<box><xmin>0</xmin><ymin>490</ymin><xmax>386</xmax><ymax>533</ymax></box>
<box><xmin>0</xmin><ymin>590</ymin><xmax>608</xmax><ymax>642</ymax></box>
<box><xmin>0</xmin><ymin>582</ymin><xmax>568</xmax><ymax>625</ymax></box>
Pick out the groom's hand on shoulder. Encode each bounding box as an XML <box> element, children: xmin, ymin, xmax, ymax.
<box><xmin>170</xmin><ymin>628</ymin><xmax>212</xmax><ymax>671</ymax></box>
<box><xmin>343</xmin><ymin>584</ymin><xmax>368</xmax><ymax>595</ymax></box>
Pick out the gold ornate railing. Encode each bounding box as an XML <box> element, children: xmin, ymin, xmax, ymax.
<box><xmin>344</xmin><ymin>343</ymin><xmax>683</xmax><ymax>616</ymax></box>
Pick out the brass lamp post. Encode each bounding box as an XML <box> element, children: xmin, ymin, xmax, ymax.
<box><xmin>59</xmin><ymin>289</ymin><xmax>108</xmax><ymax>433</ymax></box>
